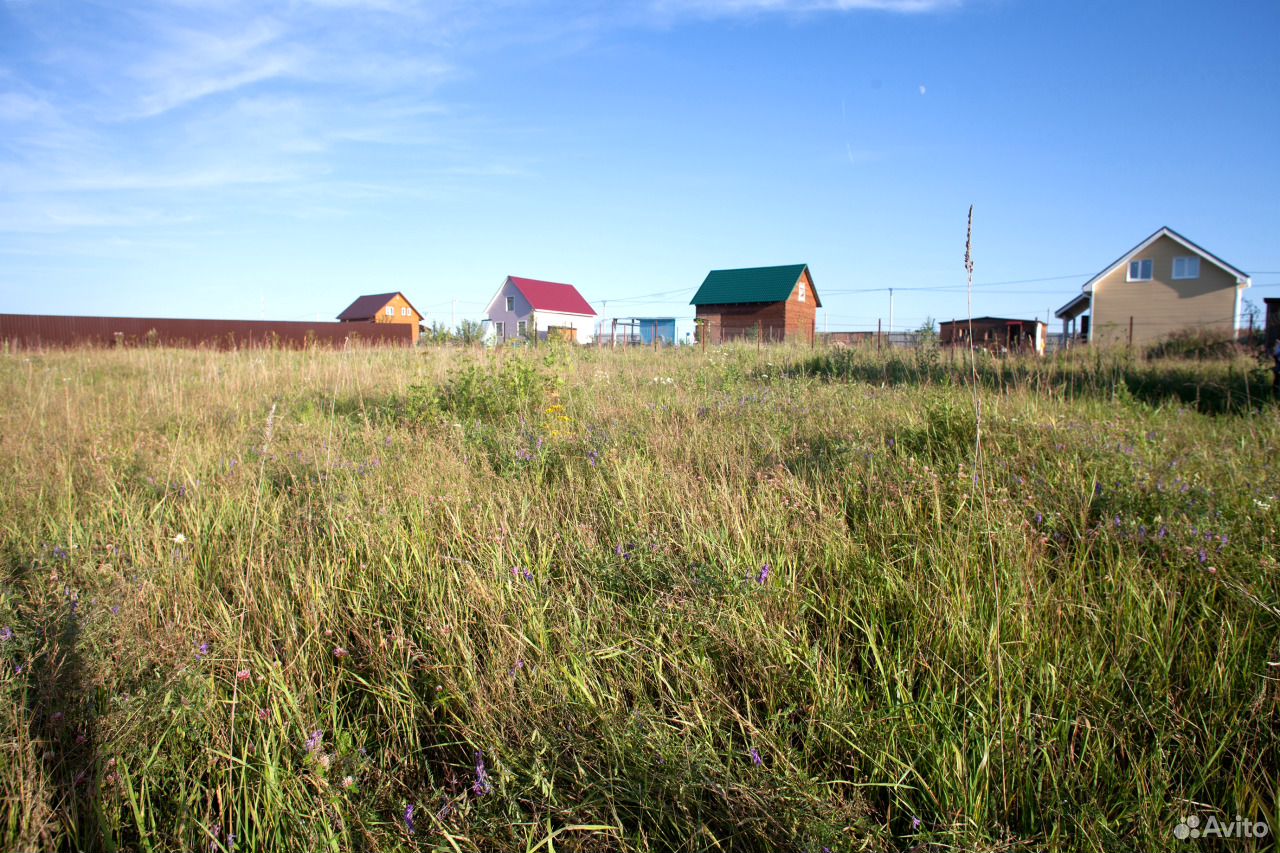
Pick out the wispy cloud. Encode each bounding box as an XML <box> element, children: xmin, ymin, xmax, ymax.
<box><xmin>652</xmin><ymin>0</ymin><xmax>960</xmax><ymax>14</ymax></box>
<box><xmin>128</xmin><ymin>20</ymin><xmax>303</xmax><ymax>119</ymax></box>
<box><xmin>0</xmin><ymin>0</ymin><xmax>481</xmax><ymax>236</ymax></box>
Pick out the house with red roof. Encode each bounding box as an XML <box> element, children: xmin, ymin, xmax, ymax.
<box><xmin>484</xmin><ymin>276</ymin><xmax>597</xmax><ymax>344</ymax></box>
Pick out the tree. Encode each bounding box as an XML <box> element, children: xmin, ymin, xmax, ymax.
<box><xmin>455</xmin><ymin>319</ymin><xmax>485</xmax><ymax>345</ymax></box>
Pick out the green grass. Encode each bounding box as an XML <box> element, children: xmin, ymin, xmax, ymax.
<box><xmin>0</xmin><ymin>343</ymin><xmax>1276</xmax><ymax>852</ymax></box>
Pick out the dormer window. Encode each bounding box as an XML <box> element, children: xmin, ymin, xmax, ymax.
<box><xmin>1127</xmin><ymin>259</ymin><xmax>1153</xmax><ymax>281</ymax></box>
<box><xmin>505</xmin><ymin>296</ymin><xmax>515</xmax><ymax>312</ymax></box>
<box><xmin>1172</xmin><ymin>256</ymin><xmax>1200</xmax><ymax>280</ymax></box>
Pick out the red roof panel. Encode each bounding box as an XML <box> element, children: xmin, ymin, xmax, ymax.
<box><xmin>508</xmin><ymin>277</ymin><xmax>596</xmax><ymax>316</ymax></box>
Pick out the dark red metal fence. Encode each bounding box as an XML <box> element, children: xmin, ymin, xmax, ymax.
<box><xmin>0</xmin><ymin>314</ymin><xmax>412</xmax><ymax>349</ymax></box>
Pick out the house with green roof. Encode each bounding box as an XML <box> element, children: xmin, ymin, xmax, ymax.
<box><xmin>690</xmin><ymin>264</ymin><xmax>820</xmax><ymax>344</ymax></box>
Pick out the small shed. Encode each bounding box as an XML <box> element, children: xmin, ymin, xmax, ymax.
<box><xmin>938</xmin><ymin>317</ymin><xmax>1046</xmax><ymax>355</ymax></box>
<box><xmin>606</xmin><ymin>317</ymin><xmax>677</xmax><ymax>346</ymax></box>
<box><xmin>690</xmin><ymin>264</ymin><xmax>819</xmax><ymax>344</ymax></box>
<box><xmin>1262</xmin><ymin>297</ymin><xmax>1280</xmax><ymax>350</ymax></box>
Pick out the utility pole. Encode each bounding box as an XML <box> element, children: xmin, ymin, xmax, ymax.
<box><xmin>888</xmin><ymin>288</ymin><xmax>894</xmax><ymax>343</ymax></box>
<box><xmin>451</xmin><ymin>299</ymin><xmax>457</xmax><ymax>330</ymax></box>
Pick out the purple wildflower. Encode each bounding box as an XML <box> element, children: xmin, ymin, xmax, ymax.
<box><xmin>196</xmin><ymin>642</ymin><xmax>210</xmax><ymax>659</ymax></box>
<box><xmin>749</xmin><ymin>747</ymin><xmax>763</xmax><ymax>766</ymax></box>
<box><xmin>473</xmin><ymin>750</ymin><xmax>491</xmax><ymax>796</ymax></box>
<box><xmin>0</xmin><ymin>627</ymin><xmax>12</xmax><ymax>642</ymax></box>
<box><xmin>1158</xmin><ymin>526</ymin><xmax>1168</xmax><ymax>540</ymax></box>
<box><xmin>305</xmin><ymin>730</ymin><xmax>324</xmax><ymax>753</ymax></box>
<box><xmin>1094</xmin><ymin>483</ymin><xmax>1103</xmax><ymax>497</ymax></box>
<box><xmin>333</xmin><ymin>647</ymin><xmax>349</xmax><ymax>659</ymax></box>
<box><xmin>1033</xmin><ymin>513</ymin><xmax>1043</xmax><ymax>527</ymax></box>
<box><xmin>403</xmin><ymin>803</ymin><xmax>416</xmax><ymax>835</ymax></box>
<box><xmin>757</xmin><ymin>564</ymin><xmax>771</xmax><ymax>585</ymax></box>
<box><xmin>911</xmin><ymin>816</ymin><xmax>923</xmax><ymax>831</ymax></box>
<box><xmin>1198</xmin><ymin>549</ymin><xmax>1208</xmax><ymax>564</ymax></box>
<box><xmin>111</xmin><ymin>606</ymin><xmax>120</xmax><ymax>616</ymax></box>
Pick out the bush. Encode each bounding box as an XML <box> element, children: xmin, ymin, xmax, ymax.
<box><xmin>408</xmin><ymin>357</ymin><xmax>554</xmax><ymax>423</ymax></box>
<box><xmin>1144</xmin><ymin>328</ymin><xmax>1241</xmax><ymax>360</ymax></box>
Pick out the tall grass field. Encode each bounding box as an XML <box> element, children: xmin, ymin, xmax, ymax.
<box><xmin>1</xmin><ymin>344</ymin><xmax>1276</xmax><ymax>852</ymax></box>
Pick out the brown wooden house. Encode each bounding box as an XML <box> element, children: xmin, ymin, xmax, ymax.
<box><xmin>337</xmin><ymin>292</ymin><xmax>423</xmax><ymax>344</ymax></box>
<box><xmin>690</xmin><ymin>264</ymin><xmax>819</xmax><ymax>344</ymax></box>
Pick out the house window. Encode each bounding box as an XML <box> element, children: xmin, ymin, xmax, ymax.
<box><xmin>1127</xmin><ymin>259</ymin><xmax>1153</xmax><ymax>281</ymax></box>
<box><xmin>401</xmin><ymin>307</ymin><xmax>409</xmax><ymax>316</ymax></box>
<box><xmin>798</xmin><ymin>280</ymin><xmax>806</xmax><ymax>302</ymax></box>
<box><xmin>495</xmin><ymin>321</ymin><xmax>505</xmax><ymax>339</ymax></box>
<box><xmin>505</xmin><ymin>296</ymin><xmax>514</xmax><ymax>312</ymax></box>
<box><xmin>517</xmin><ymin>320</ymin><xmax>527</xmax><ymax>337</ymax></box>
<box><xmin>1172</xmin><ymin>256</ymin><xmax>1200</xmax><ymax>280</ymax></box>
<box><xmin>385</xmin><ymin>306</ymin><xmax>394</xmax><ymax>316</ymax></box>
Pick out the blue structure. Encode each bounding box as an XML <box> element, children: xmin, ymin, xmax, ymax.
<box><xmin>631</xmin><ymin>317</ymin><xmax>676</xmax><ymax>345</ymax></box>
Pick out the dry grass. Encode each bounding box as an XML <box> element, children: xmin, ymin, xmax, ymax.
<box><xmin>0</xmin><ymin>343</ymin><xmax>1276</xmax><ymax>852</ymax></box>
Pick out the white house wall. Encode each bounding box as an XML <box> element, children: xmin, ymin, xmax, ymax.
<box><xmin>531</xmin><ymin>310</ymin><xmax>595</xmax><ymax>343</ymax></box>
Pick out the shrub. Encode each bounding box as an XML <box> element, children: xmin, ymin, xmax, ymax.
<box><xmin>408</xmin><ymin>357</ymin><xmax>554</xmax><ymax>423</ymax></box>
<box><xmin>1144</xmin><ymin>328</ymin><xmax>1241</xmax><ymax>360</ymax></box>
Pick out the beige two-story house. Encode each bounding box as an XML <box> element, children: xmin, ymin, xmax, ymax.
<box><xmin>1056</xmin><ymin>227</ymin><xmax>1251</xmax><ymax>347</ymax></box>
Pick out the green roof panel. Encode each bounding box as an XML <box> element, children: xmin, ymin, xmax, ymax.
<box><xmin>690</xmin><ymin>264</ymin><xmax>814</xmax><ymax>306</ymax></box>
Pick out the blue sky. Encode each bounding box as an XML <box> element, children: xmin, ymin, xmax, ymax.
<box><xmin>2</xmin><ymin>0</ymin><xmax>1278</xmax><ymax>332</ymax></box>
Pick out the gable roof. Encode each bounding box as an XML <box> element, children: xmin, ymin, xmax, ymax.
<box><xmin>690</xmin><ymin>264</ymin><xmax>819</xmax><ymax>307</ymax></box>
<box><xmin>1054</xmin><ymin>292</ymin><xmax>1091</xmax><ymax>320</ymax></box>
<box><xmin>507</xmin><ymin>277</ymin><xmax>596</xmax><ymax>316</ymax></box>
<box><xmin>939</xmin><ymin>316</ymin><xmax>1044</xmax><ymax>326</ymax></box>
<box><xmin>1079</xmin><ymin>227</ymin><xmax>1250</xmax><ymax>295</ymax></box>
<box><xmin>337</xmin><ymin>292</ymin><xmax>423</xmax><ymax>321</ymax></box>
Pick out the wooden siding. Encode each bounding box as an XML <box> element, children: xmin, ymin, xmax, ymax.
<box><xmin>368</xmin><ymin>293</ymin><xmax>422</xmax><ymax>343</ymax></box>
<box><xmin>1091</xmin><ymin>234</ymin><xmax>1241</xmax><ymax>347</ymax></box>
